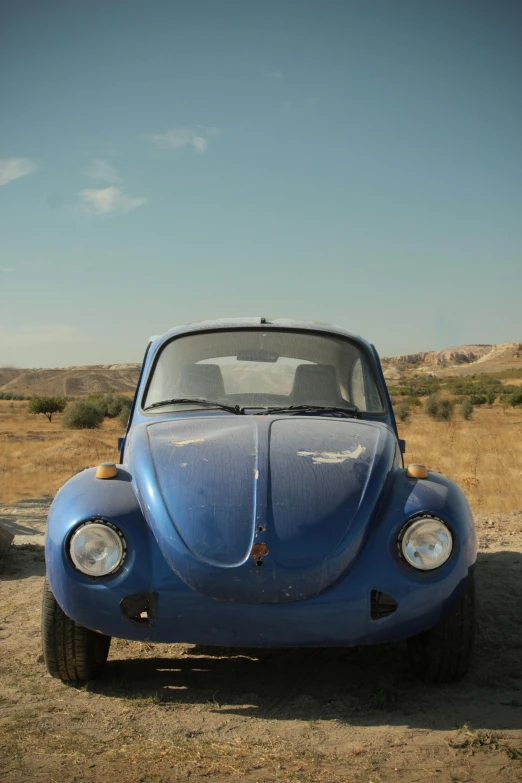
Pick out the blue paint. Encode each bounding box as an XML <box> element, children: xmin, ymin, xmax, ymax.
<box><xmin>45</xmin><ymin>318</ymin><xmax>477</xmax><ymax>648</ymax></box>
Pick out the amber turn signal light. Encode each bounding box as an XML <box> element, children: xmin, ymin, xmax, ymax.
<box><xmin>406</xmin><ymin>464</ymin><xmax>428</xmax><ymax>479</ymax></box>
<box><xmin>95</xmin><ymin>463</ymin><xmax>118</xmax><ymax>480</ymax></box>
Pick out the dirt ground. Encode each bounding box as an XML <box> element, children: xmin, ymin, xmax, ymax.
<box><xmin>1</xmin><ymin>500</ymin><xmax>521</xmax><ymax>783</ymax></box>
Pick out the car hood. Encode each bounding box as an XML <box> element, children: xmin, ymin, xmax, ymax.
<box><xmin>128</xmin><ymin>414</ymin><xmax>396</xmax><ymax>603</ymax></box>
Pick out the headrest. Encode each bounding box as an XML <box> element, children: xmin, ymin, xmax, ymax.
<box><xmin>290</xmin><ymin>363</ymin><xmax>340</xmax><ymax>405</ymax></box>
<box><xmin>177</xmin><ymin>364</ymin><xmax>225</xmax><ymax>399</ymax></box>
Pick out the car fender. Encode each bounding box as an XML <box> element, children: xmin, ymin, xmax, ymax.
<box><xmin>364</xmin><ymin>467</ymin><xmax>477</xmax><ymax>603</ymax></box>
<box><xmin>45</xmin><ymin>467</ymin><xmax>154</xmax><ymax>618</ymax></box>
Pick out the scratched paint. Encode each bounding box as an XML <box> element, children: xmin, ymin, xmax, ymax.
<box><xmin>297</xmin><ymin>443</ymin><xmax>366</xmax><ymax>464</ymax></box>
<box><xmin>171</xmin><ymin>438</ymin><xmax>205</xmax><ymax>447</ymax></box>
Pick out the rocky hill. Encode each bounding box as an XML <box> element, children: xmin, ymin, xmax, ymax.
<box><xmin>381</xmin><ymin>342</ymin><xmax>522</xmax><ymax>379</ymax></box>
<box><xmin>0</xmin><ymin>364</ymin><xmax>140</xmax><ymax>397</ymax></box>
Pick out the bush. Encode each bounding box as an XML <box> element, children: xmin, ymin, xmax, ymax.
<box><xmin>486</xmin><ymin>391</ymin><xmax>497</xmax><ymax>405</ymax></box>
<box><xmin>460</xmin><ymin>398</ymin><xmax>474</xmax><ymax>420</ymax></box>
<box><xmin>28</xmin><ymin>395</ymin><xmax>67</xmax><ymax>422</ymax></box>
<box><xmin>62</xmin><ymin>400</ymin><xmax>104</xmax><ymax>429</ymax></box>
<box><xmin>424</xmin><ymin>394</ymin><xmax>453</xmax><ymax>421</ymax></box>
<box><xmin>92</xmin><ymin>393</ymin><xmax>132</xmax><ymax>419</ymax></box>
<box><xmin>469</xmin><ymin>394</ymin><xmax>487</xmax><ymax>406</ymax></box>
<box><xmin>424</xmin><ymin>394</ymin><xmax>439</xmax><ymax>418</ymax></box>
<box><xmin>511</xmin><ymin>390</ymin><xmax>522</xmax><ymax>407</ymax></box>
<box><xmin>437</xmin><ymin>399</ymin><xmax>454</xmax><ymax>421</ymax></box>
<box><xmin>395</xmin><ymin>400</ymin><xmax>410</xmax><ymax>422</ymax></box>
<box><xmin>118</xmin><ymin>406</ymin><xmax>130</xmax><ymax>429</ymax></box>
<box><xmin>406</xmin><ymin>395</ymin><xmax>422</xmax><ymax>408</ymax></box>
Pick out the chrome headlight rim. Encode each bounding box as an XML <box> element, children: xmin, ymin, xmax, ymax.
<box><xmin>68</xmin><ymin>518</ymin><xmax>127</xmax><ymax>577</ymax></box>
<box><xmin>398</xmin><ymin>513</ymin><xmax>454</xmax><ymax>572</ymax></box>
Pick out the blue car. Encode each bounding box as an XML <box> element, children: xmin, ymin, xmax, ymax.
<box><xmin>42</xmin><ymin>318</ymin><xmax>477</xmax><ymax>684</ymax></box>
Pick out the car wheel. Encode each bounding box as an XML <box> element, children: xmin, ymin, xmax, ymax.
<box><xmin>407</xmin><ymin>578</ymin><xmax>475</xmax><ymax>683</ymax></box>
<box><xmin>41</xmin><ymin>577</ymin><xmax>111</xmax><ymax>682</ymax></box>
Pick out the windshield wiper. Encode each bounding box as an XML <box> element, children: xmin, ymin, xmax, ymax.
<box><xmin>144</xmin><ymin>397</ymin><xmax>242</xmax><ymax>414</ymax></box>
<box><xmin>253</xmin><ymin>404</ymin><xmax>361</xmax><ymax>418</ymax></box>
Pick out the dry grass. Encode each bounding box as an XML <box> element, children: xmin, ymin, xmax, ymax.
<box><xmin>0</xmin><ymin>401</ymin><xmax>120</xmax><ymax>504</ymax></box>
<box><xmin>1</xmin><ymin>400</ymin><xmax>521</xmax><ymax>513</ymax></box>
<box><xmin>399</xmin><ymin>406</ymin><xmax>522</xmax><ymax>513</ymax></box>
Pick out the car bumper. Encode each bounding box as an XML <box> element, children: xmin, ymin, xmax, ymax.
<box><xmin>47</xmin><ymin>543</ymin><xmax>475</xmax><ymax>648</ymax></box>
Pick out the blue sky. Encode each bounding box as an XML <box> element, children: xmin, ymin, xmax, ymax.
<box><xmin>1</xmin><ymin>0</ymin><xmax>521</xmax><ymax>367</ymax></box>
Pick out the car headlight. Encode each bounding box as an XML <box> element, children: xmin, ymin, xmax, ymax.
<box><xmin>69</xmin><ymin>520</ymin><xmax>126</xmax><ymax>576</ymax></box>
<box><xmin>399</xmin><ymin>515</ymin><xmax>453</xmax><ymax>571</ymax></box>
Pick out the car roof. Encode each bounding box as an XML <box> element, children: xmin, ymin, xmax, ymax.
<box><xmin>150</xmin><ymin>318</ymin><xmax>373</xmax><ymax>352</ymax></box>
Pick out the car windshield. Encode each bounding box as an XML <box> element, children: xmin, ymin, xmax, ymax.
<box><xmin>143</xmin><ymin>329</ymin><xmax>384</xmax><ymax>414</ymax></box>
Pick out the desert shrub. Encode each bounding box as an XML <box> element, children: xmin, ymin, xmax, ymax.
<box><xmin>510</xmin><ymin>390</ymin><xmax>522</xmax><ymax>407</ymax></box>
<box><xmin>486</xmin><ymin>391</ymin><xmax>497</xmax><ymax>405</ymax></box>
<box><xmin>500</xmin><ymin>394</ymin><xmax>512</xmax><ymax>410</ymax></box>
<box><xmin>28</xmin><ymin>395</ymin><xmax>67</xmax><ymax>422</ymax></box>
<box><xmin>424</xmin><ymin>394</ymin><xmax>439</xmax><ymax>418</ymax></box>
<box><xmin>62</xmin><ymin>400</ymin><xmax>104</xmax><ymax>429</ymax></box>
<box><xmin>469</xmin><ymin>394</ymin><xmax>487</xmax><ymax>406</ymax></box>
<box><xmin>406</xmin><ymin>395</ymin><xmax>422</xmax><ymax>408</ymax></box>
<box><xmin>424</xmin><ymin>395</ymin><xmax>454</xmax><ymax>421</ymax></box>
<box><xmin>118</xmin><ymin>406</ymin><xmax>131</xmax><ymax>428</ymax></box>
<box><xmin>437</xmin><ymin>399</ymin><xmax>454</xmax><ymax>421</ymax></box>
<box><xmin>94</xmin><ymin>393</ymin><xmax>132</xmax><ymax>418</ymax></box>
<box><xmin>395</xmin><ymin>400</ymin><xmax>410</xmax><ymax>422</ymax></box>
<box><xmin>460</xmin><ymin>398</ymin><xmax>474</xmax><ymax>420</ymax></box>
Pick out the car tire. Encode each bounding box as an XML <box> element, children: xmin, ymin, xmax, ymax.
<box><xmin>41</xmin><ymin>578</ymin><xmax>111</xmax><ymax>682</ymax></box>
<box><xmin>407</xmin><ymin>578</ymin><xmax>475</xmax><ymax>683</ymax></box>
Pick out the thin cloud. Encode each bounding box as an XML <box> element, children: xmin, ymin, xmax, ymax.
<box><xmin>269</xmin><ymin>69</ymin><xmax>283</xmax><ymax>80</ymax></box>
<box><xmin>151</xmin><ymin>127</ymin><xmax>220</xmax><ymax>153</ymax></box>
<box><xmin>85</xmin><ymin>159</ymin><xmax>122</xmax><ymax>184</ymax></box>
<box><xmin>0</xmin><ymin>157</ymin><xmax>38</xmax><ymax>186</ymax></box>
<box><xmin>78</xmin><ymin>186</ymin><xmax>146</xmax><ymax>216</ymax></box>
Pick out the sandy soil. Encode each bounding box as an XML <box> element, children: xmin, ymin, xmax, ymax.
<box><xmin>1</xmin><ymin>500</ymin><xmax>521</xmax><ymax>783</ymax></box>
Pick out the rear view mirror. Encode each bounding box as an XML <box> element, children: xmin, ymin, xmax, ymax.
<box><xmin>236</xmin><ymin>349</ymin><xmax>279</xmax><ymax>363</ymax></box>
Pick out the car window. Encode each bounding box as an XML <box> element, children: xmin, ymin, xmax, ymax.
<box><xmin>350</xmin><ymin>358</ymin><xmax>366</xmax><ymax>409</ymax></box>
<box><xmin>143</xmin><ymin>329</ymin><xmax>384</xmax><ymax>413</ymax></box>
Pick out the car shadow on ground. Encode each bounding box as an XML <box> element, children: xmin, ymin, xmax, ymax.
<box><xmin>0</xmin><ymin>543</ymin><xmax>46</xmax><ymax>580</ymax></box>
<box><xmin>87</xmin><ymin>549</ymin><xmax>522</xmax><ymax>732</ymax></box>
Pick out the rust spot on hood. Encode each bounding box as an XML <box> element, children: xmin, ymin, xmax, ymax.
<box><xmin>250</xmin><ymin>542</ymin><xmax>269</xmax><ymax>559</ymax></box>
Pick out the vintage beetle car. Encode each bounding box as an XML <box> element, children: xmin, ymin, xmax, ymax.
<box><xmin>42</xmin><ymin>318</ymin><xmax>476</xmax><ymax>683</ymax></box>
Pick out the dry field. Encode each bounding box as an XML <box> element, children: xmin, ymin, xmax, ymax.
<box><xmin>1</xmin><ymin>400</ymin><xmax>522</xmax><ymax>783</ymax></box>
<box><xmin>0</xmin><ymin>401</ymin><xmax>121</xmax><ymax>505</ymax></box>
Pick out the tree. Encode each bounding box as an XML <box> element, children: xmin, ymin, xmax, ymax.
<box><xmin>62</xmin><ymin>400</ymin><xmax>104</xmax><ymax>429</ymax></box>
<box><xmin>28</xmin><ymin>395</ymin><xmax>67</xmax><ymax>422</ymax></box>
<box><xmin>460</xmin><ymin>398</ymin><xmax>474</xmax><ymax>420</ymax></box>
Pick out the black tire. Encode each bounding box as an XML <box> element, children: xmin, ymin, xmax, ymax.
<box><xmin>41</xmin><ymin>577</ymin><xmax>111</xmax><ymax>682</ymax></box>
<box><xmin>407</xmin><ymin>579</ymin><xmax>475</xmax><ymax>683</ymax></box>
